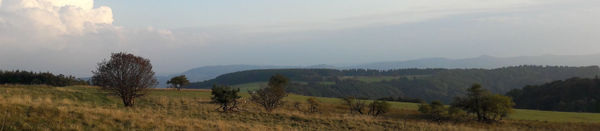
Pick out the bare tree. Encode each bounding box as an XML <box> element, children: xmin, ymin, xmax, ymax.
<box><xmin>92</xmin><ymin>52</ymin><xmax>157</xmax><ymax>107</ymax></box>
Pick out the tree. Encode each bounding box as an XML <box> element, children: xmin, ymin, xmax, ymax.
<box><xmin>250</xmin><ymin>74</ymin><xmax>289</xmax><ymax>112</ymax></box>
<box><xmin>211</xmin><ymin>85</ymin><xmax>241</xmax><ymax>112</ymax></box>
<box><xmin>167</xmin><ymin>75</ymin><xmax>190</xmax><ymax>91</ymax></box>
<box><xmin>368</xmin><ymin>100</ymin><xmax>391</xmax><ymax>117</ymax></box>
<box><xmin>92</xmin><ymin>52</ymin><xmax>157</xmax><ymax>107</ymax></box>
<box><xmin>452</xmin><ymin>84</ymin><xmax>514</xmax><ymax>122</ymax></box>
<box><xmin>307</xmin><ymin>97</ymin><xmax>321</xmax><ymax>113</ymax></box>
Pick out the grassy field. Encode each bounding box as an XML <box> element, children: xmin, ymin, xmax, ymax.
<box><xmin>1</xmin><ymin>85</ymin><xmax>600</xmax><ymax>130</ymax></box>
<box><xmin>232</xmin><ymin>82</ymin><xmax>267</xmax><ymax>92</ymax></box>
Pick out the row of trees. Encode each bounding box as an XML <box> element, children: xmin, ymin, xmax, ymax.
<box><xmin>507</xmin><ymin>77</ymin><xmax>600</xmax><ymax>112</ymax></box>
<box><xmin>0</xmin><ymin>70</ymin><xmax>87</xmax><ymax>86</ymax></box>
<box><xmin>419</xmin><ymin>84</ymin><xmax>515</xmax><ymax>122</ymax></box>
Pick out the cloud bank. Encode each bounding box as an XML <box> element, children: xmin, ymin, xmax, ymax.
<box><xmin>0</xmin><ymin>0</ymin><xmax>181</xmax><ymax>76</ymax></box>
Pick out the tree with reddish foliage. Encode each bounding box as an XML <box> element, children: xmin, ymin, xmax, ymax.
<box><xmin>92</xmin><ymin>52</ymin><xmax>157</xmax><ymax>107</ymax></box>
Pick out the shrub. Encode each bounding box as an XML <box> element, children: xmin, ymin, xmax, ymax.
<box><xmin>342</xmin><ymin>96</ymin><xmax>366</xmax><ymax>114</ymax></box>
<box><xmin>307</xmin><ymin>97</ymin><xmax>320</xmax><ymax>113</ymax></box>
<box><xmin>211</xmin><ymin>85</ymin><xmax>241</xmax><ymax>112</ymax></box>
<box><xmin>452</xmin><ymin>84</ymin><xmax>515</xmax><ymax>122</ymax></box>
<box><xmin>250</xmin><ymin>74</ymin><xmax>288</xmax><ymax>112</ymax></box>
<box><xmin>418</xmin><ymin>101</ymin><xmax>447</xmax><ymax>121</ymax></box>
<box><xmin>368</xmin><ymin>100</ymin><xmax>390</xmax><ymax>117</ymax></box>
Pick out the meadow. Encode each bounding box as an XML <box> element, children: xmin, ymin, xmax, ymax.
<box><xmin>1</xmin><ymin>85</ymin><xmax>600</xmax><ymax>130</ymax></box>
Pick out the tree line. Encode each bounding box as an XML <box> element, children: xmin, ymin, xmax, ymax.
<box><xmin>507</xmin><ymin>77</ymin><xmax>600</xmax><ymax>113</ymax></box>
<box><xmin>0</xmin><ymin>70</ymin><xmax>87</xmax><ymax>86</ymax></box>
<box><xmin>197</xmin><ymin>65</ymin><xmax>600</xmax><ymax>103</ymax></box>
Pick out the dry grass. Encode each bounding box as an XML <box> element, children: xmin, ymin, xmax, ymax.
<box><xmin>0</xmin><ymin>85</ymin><xmax>599</xmax><ymax>131</ymax></box>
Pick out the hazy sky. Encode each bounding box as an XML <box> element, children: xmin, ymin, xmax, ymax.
<box><xmin>1</xmin><ymin>0</ymin><xmax>599</xmax><ymax>76</ymax></box>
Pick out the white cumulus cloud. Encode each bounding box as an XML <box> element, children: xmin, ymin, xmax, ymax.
<box><xmin>0</xmin><ymin>0</ymin><xmax>191</xmax><ymax>76</ymax></box>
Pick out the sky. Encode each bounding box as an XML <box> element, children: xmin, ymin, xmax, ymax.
<box><xmin>0</xmin><ymin>0</ymin><xmax>600</xmax><ymax>77</ymax></box>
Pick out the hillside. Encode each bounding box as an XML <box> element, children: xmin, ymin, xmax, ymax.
<box><xmin>507</xmin><ymin>77</ymin><xmax>600</xmax><ymax>113</ymax></box>
<box><xmin>187</xmin><ymin>65</ymin><xmax>600</xmax><ymax>103</ymax></box>
<box><xmin>157</xmin><ymin>65</ymin><xmax>337</xmax><ymax>88</ymax></box>
<box><xmin>1</xmin><ymin>85</ymin><xmax>600</xmax><ymax>130</ymax></box>
<box><xmin>350</xmin><ymin>54</ymin><xmax>600</xmax><ymax>70</ymax></box>
<box><xmin>158</xmin><ymin>54</ymin><xmax>600</xmax><ymax>88</ymax></box>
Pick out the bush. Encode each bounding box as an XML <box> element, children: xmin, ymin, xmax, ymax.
<box><xmin>307</xmin><ymin>97</ymin><xmax>321</xmax><ymax>113</ymax></box>
<box><xmin>341</xmin><ymin>96</ymin><xmax>366</xmax><ymax>114</ymax></box>
<box><xmin>250</xmin><ymin>74</ymin><xmax>289</xmax><ymax>112</ymax></box>
<box><xmin>368</xmin><ymin>100</ymin><xmax>390</xmax><ymax>117</ymax></box>
<box><xmin>451</xmin><ymin>84</ymin><xmax>515</xmax><ymax>122</ymax></box>
<box><xmin>211</xmin><ymin>85</ymin><xmax>241</xmax><ymax>112</ymax></box>
<box><xmin>418</xmin><ymin>101</ymin><xmax>447</xmax><ymax>121</ymax></box>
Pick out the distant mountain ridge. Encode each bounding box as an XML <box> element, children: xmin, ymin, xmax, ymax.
<box><xmin>156</xmin><ymin>54</ymin><xmax>600</xmax><ymax>88</ymax></box>
<box><xmin>348</xmin><ymin>54</ymin><xmax>600</xmax><ymax>70</ymax></box>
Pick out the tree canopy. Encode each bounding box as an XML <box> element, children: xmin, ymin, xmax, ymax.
<box><xmin>452</xmin><ymin>84</ymin><xmax>514</xmax><ymax>122</ymax></box>
<box><xmin>167</xmin><ymin>75</ymin><xmax>190</xmax><ymax>90</ymax></box>
<box><xmin>92</xmin><ymin>52</ymin><xmax>157</xmax><ymax>107</ymax></box>
<box><xmin>507</xmin><ymin>77</ymin><xmax>600</xmax><ymax>113</ymax></box>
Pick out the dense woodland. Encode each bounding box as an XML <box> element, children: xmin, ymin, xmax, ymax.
<box><xmin>0</xmin><ymin>70</ymin><xmax>87</xmax><ymax>86</ymax></box>
<box><xmin>188</xmin><ymin>65</ymin><xmax>600</xmax><ymax>103</ymax></box>
<box><xmin>507</xmin><ymin>77</ymin><xmax>600</xmax><ymax>113</ymax></box>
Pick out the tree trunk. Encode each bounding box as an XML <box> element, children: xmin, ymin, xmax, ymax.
<box><xmin>122</xmin><ymin>96</ymin><xmax>135</xmax><ymax>107</ymax></box>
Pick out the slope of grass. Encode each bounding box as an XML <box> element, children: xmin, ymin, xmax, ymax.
<box><xmin>232</xmin><ymin>82</ymin><xmax>267</xmax><ymax>92</ymax></box>
<box><xmin>1</xmin><ymin>85</ymin><xmax>600</xmax><ymax>130</ymax></box>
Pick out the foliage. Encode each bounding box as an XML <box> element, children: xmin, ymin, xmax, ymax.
<box><xmin>190</xmin><ymin>65</ymin><xmax>600</xmax><ymax>103</ymax></box>
<box><xmin>211</xmin><ymin>85</ymin><xmax>241</xmax><ymax>112</ymax></box>
<box><xmin>507</xmin><ymin>77</ymin><xmax>600</xmax><ymax>113</ymax></box>
<box><xmin>419</xmin><ymin>101</ymin><xmax>468</xmax><ymax>122</ymax></box>
<box><xmin>452</xmin><ymin>84</ymin><xmax>515</xmax><ymax>122</ymax></box>
<box><xmin>419</xmin><ymin>101</ymin><xmax>447</xmax><ymax>121</ymax></box>
<box><xmin>342</xmin><ymin>96</ymin><xmax>367</xmax><ymax>114</ymax></box>
<box><xmin>249</xmin><ymin>74</ymin><xmax>289</xmax><ymax>112</ymax></box>
<box><xmin>306</xmin><ymin>97</ymin><xmax>320</xmax><ymax>113</ymax></box>
<box><xmin>378</xmin><ymin>96</ymin><xmax>424</xmax><ymax>103</ymax></box>
<box><xmin>368</xmin><ymin>100</ymin><xmax>391</xmax><ymax>117</ymax></box>
<box><xmin>0</xmin><ymin>70</ymin><xmax>87</xmax><ymax>86</ymax></box>
<box><xmin>92</xmin><ymin>52</ymin><xmax>157</xmax><ymax>107</ymax></box>
<box><xmin>167</xmin><ymin>75</ymin><xmax>190</xmax><ymax>91</ymax></box>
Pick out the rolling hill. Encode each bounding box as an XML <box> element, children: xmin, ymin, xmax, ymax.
<box><xmin>187</xmin><ymin>65</ymin><xmax>600</xmax><ymax>103</ymax></box>
<box><xmin>159</xmin><ymin>54</ymin><xmax>600</xmax><ymax>88</ymax></box>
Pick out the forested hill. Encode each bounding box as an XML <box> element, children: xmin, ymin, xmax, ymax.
<box><xmin>186</xmin><ymin>65</ymin><xmax>600</xmax><ymax>102</ymax></box>
<box><xmin>185</xmin><ymin>68</ymin><xmax>445</xmax><ymax>88</ymax></box>
<box><xmin>507</xmin><ymin>77</ymin><xmax>600</xmax><ymax>113</ymax></box>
